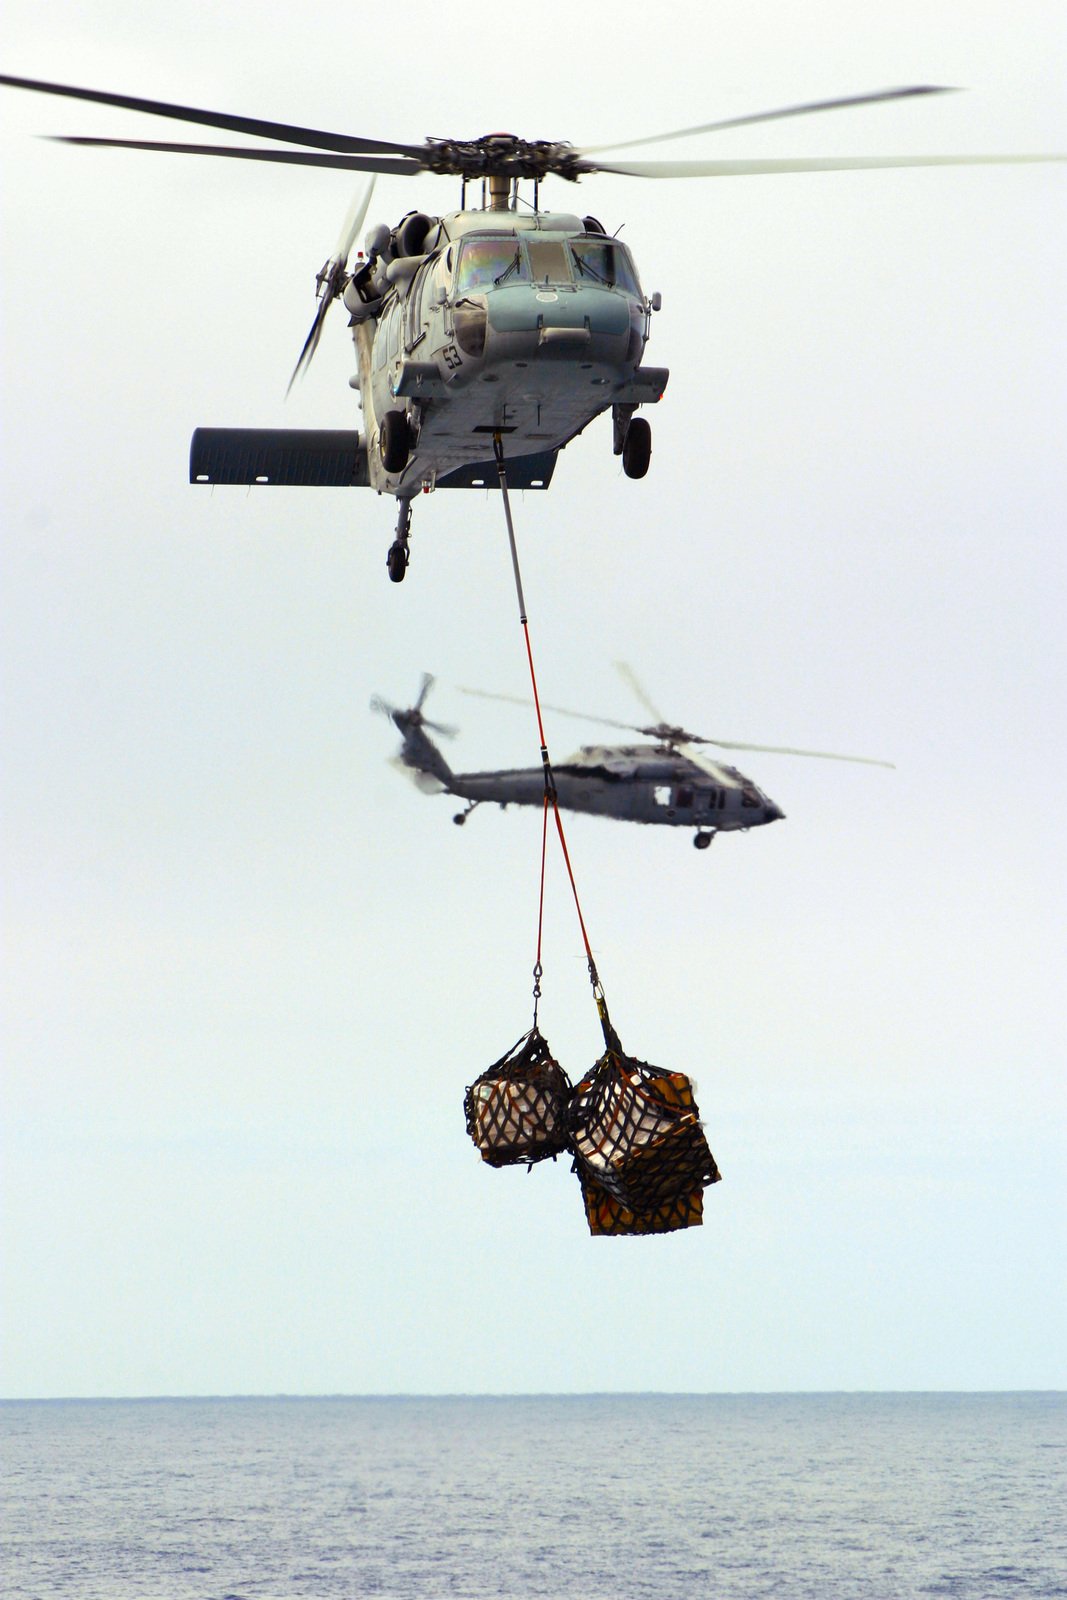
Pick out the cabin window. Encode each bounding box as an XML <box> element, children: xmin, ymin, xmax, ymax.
<box><xmin>372</xmin><ymin>307</ymin><xmax>390</xmax><ymax>368</ymax></box>
<box><xmin>675</xmin><ymin>785</ymin><xmax>694</xmax><ymax>809</ymax></box>
<box><xmin>419</xmin><ymin>259</ymin><xmax>442</xmax><ymax>320</ymax></box>
<box><xmin>407</xmin><ymin>261</ymin><xmax>434</xmax><ymax>348</ymax></box>
<box><xmin>455</xmin><ymin>238</ymin><xmax>530</xmax><ymax>293</ymax></box>
<box><xmin>570</xmin><ymin>239</ymin><xmax>639</xmax><ymax>293</ymax></box>
<box><xmin>526</xmin><ymin>238</ymin><xmax>572</xmax><ymax>285</ymax></box>
<box><xmin>653</xmin><ymin>786</ymin><xmax>671</xmax><ymax>807</ymax></box>
<box><xmin>741</xmin><ymin>787</ymin><xmax>760</xmax><ymax>808</ymax></box>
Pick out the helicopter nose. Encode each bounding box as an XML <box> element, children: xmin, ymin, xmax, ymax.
<box><xmin>764</xmin><ymin>801</ymin><xmax>786</xmax><ymax>823</ymax></box>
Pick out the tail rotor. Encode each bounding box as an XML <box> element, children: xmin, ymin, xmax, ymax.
<box><xmin>371</xmin><ymin>672</ymin><xmax>458</xmax><ymax>738</ymax></box>
<box><xmin>287</xmin><ymin>176</ymin><xmax>376</xmax><ymax>393</ymax></box>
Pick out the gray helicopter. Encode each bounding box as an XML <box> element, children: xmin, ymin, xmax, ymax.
<box><xmin>4</xmin><ymin>76</ymin><xmax>1059</xmax><ymax>583</ymax></box>
<box><xmin>374</xmin><ymin>670</ymin><xmax>892</xmax><ymax>850</ymax></box>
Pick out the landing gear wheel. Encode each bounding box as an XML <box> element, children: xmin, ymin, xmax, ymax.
<box><xmin>693</xmin><ymin>830</ymin><xmax>714</xmax><ymax>851</ymax></box>
<box><xmin>380</xmin><ymin>409</ymin><xmax>412</xmax><ymax>474</ymax></box>
<box><xmin>386</xmin><ymin>541</ymin><xmax>408</xmax><ymax>583</ymax></box>
<box><xmin>622</xmin><ymin>416</ymin><xmax>651</xmax><ymax>479</ymax></box>
<box><xmin>386</xmin><ymin>497</ymin><xmax>414</xmax><ymax>584</ymax></box>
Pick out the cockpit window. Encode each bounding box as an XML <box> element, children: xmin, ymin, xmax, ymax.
<box><xmin>526</xmin><ymin>238</ymin><xmax>571</xmax><ymax>285</ymax></box>
<box><xmin>455</xmin><ymin>238</ymin><xmax>531</xmax><ymax>292</ymax></box>
<box><xmin>569</xmin><ymin>240</ymin><xmax>639</xmax><ymax>293</ymax></box>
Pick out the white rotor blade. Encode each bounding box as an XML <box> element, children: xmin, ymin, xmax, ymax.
<box><xmin>459</xmin><ymin>684</ymin><xmax>640</xmax><ymax>735</ymax></box>
<box><xmin>693</xmin><ymin>736</ymin><xmax>895</xmax><ymax>768</ymax></box>
<box><xmin>580</xmin><ymin>85</ymin><xmax>956</xmax><ymax>156</ymax></box>
<box><xmin>461</xmin><ymin>678</ymin><xmax>893</xmax><ymax>767</ymax></box>
<box><xmin>336</xmin><ymin>175</ymin><xmax>376</xmax><ymax>264</ymax></box>
<box><xmin>680</xmin><ymin>743</ymin><xmax>740</xmax><ymax>782</ymax></box>
<box><xmin>287</xmin><ymin>178</ymin><xmax>377</xmax><ymax>395</ymax></box>
<box><xmin>591</xmin><ymin>153</ymin><xmax>1066</xmax><ymax>179</ymax></box>
<box><xmin>613</xmin><ymin>661</ymin><xmax>667</xmax><ymax>725</ymax></box>
<box><xmin>413</xmin><ymin>670</ymin><xmax>434</xmax><ymax>712</ymax></box>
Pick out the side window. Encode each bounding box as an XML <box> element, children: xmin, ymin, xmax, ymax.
<box><xmin>407</xmin><ymin>260</ymin><xmax>435</xmax><ymax>349</ymax></box>
<box><xmin>374</xmin><ymin>300</ymin><xmax>402</xmax><ymax>368</ymax></box>
<box><xmin>372</xmin><ymin>305</ymin><xmax>390</xmax><ymax>369</ymax></box>
<box><xmin>419</xmin><ymin>258</ymin><xmax>442</xmax><ymax>321</ymax></box>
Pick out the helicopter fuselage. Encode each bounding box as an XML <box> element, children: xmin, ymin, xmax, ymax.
<box><xmin>396</xmin><ymin>719</ymin><xmax>784</xmax><ymax>838</ymax></box>
<box><xmin>349</xmin><ymin>209</ymin><xmax>667</xmax><ymax>496</ymax></box>
<box><xmin>189</xmin><ymin>203</ymin><xmax>669</xmax><ymax>578</ymax></box>
<box><xmin>453</xmin><ymin>749</ymin><xmax>783</xmax><ymax>831</ymax></box>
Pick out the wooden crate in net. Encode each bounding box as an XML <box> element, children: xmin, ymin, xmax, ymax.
<box><xmin>578</xmin><ymin>1167</ymin><xmax>706</xmax><ymax>1235</ymax></box>
<box><xmin>569</xmin><ymin>1045</ymin><xmax>721</xmax><ymax>1218</ymax></box>
<box><xmin>464</xmin><ymin>1027</ymin><xmax>573</xmax><ymax>1168</ymax></box>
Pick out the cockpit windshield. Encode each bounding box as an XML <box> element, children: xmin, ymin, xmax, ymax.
<box><xmin>455</xmin><ymin>238</ymin><xmax>531</xmax><ymax>293</ymax></box>
<box><xmin>569</xmin><ymin>239</ymin><xmax>639</xmax><ymax>293</ymax></box>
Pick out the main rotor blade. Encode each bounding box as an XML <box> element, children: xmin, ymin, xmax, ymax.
<box><xmin>460</xmin><ymin>683</ymin><xmax>893</xmax><ymax>766</ymax></box>
<box><xmin>678</xmin><ymin>743</ymin><xmax>741</xmax><ymax>783</ymax></box>
<box><xmin>689</xmin><ymin>735</ymin><xmax>895</xmax><ymax>768</ymax></box>
<box><xmin>46</xmin><ymin>135</ymin><xmax>420</xmax><ymax>175</ymax></box>
<box><xmin>458</xmin><ymin>685</ymin><xmax>642</xmax><ymax>737</ymax></box>
<box><xmin>580</xmin><ymin>85</ymin><xmax>955</xmax><ymax>156</ymax></box>
<box><xmin>0</xmin><ymin>73</ymin><xmax>426</xmax><ymax>157</ymax></box>
<box><xmin>614</xmin><ymin>662</ymin><xmax>667</xmax><ymax>726</ymax></box>
<box><xmin>587</xmin><ymin>152</ymin><xmax>1066</xmax><ymax>179</ymax></box>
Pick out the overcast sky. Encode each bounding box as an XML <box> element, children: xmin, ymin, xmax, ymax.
<box><xmin>2</xmin><ymin>0</ymin><xmax>1064</xmax><ymax>1398</ymax></box>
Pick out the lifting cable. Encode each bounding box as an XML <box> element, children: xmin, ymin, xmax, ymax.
<box><xmin>493</xmin><ymin>434</ymin><xmax>611</xmax><ymax>1040</ymax></box>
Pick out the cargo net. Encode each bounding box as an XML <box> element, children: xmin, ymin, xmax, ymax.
<box><xmin>464</xmin><ymin>1027</ymin><xmax>574</xmax><ymax>1168</ymax></box>
<box><xmin>568</xmin><ymin>1036</ymin><xmax>721</xmax><ymax>1235</ymax></box>
<box><xmin>577</xmin><ymin>1168</ymin><xmax>707</xmax><ymax>1237</ymax></box>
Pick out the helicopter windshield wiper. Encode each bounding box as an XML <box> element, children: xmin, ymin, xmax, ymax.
<box><xmin>573</xmin><ymin>253</ymin><xmax>610</xmax><ymax>285</ymax></box>
<box><xmin>494</xmin><ymin>249</ymin><xmax>523</xmax><ymax>285</ymax></box>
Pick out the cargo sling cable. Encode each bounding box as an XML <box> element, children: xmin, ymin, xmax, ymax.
<box><xmin>492</xmin><ymin>433</ymin><xmax>612</xmax><ymax>1043</ymax></box>
<box><xmin>470</xmin><ymin>436</ymin><xmax>722</xmax><ymax>1231</ymax></box>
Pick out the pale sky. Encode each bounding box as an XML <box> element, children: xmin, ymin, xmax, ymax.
<box><xmin>2</xmin><ymin>0</ymin><xmax>1064</xmax><ymax>1397</ymax></box>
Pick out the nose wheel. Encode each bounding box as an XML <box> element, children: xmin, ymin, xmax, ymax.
<box><xmin>693</xmin><ymin>830</ymin><xmax>715</xmax><ymax>851</ymax></box>
<box><xmin>386</xmin><ymin>497</ymin><xmax>414</xmax><ymax>583</ymax></box>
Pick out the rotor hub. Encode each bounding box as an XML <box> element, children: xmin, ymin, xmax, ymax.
<box><xmin>423</xmin><ymin>134</ymin><xmax>586</xmax><ymax>183</ymax></box>
<box><xmin>645</xmin><ymin>723</ymin><xmax>701</xmax><ymax>747</ymax></box>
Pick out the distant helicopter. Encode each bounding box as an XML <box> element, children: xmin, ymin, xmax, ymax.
<box><xmin>3</xmin><ymin>74</ymin><xmax>1061</xmax><ymax>582</ymax></box>
<box><xmin>374</xmin><ymin>670</ymin><xmax>893</xmax><ymax>850</ymax></box>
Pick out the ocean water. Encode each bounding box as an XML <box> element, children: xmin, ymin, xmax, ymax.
<box><xmin>2</xmin><ymin>1393</ymin><xmax>1064</xmax><ymax>1599</ymax></box>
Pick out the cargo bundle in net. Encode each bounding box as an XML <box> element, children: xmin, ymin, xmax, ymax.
<box><xmin>567</xmin><ymin>1029</ymin><xmax>721</xmax><ymax>1234</ymax></box>
<box><xmin>576</xmin><ymin>1167</ymin><xmax>707</xmax><ymax>1236</ymax></box>
<box><xmin>464</xmin><ymin>1026</ymin><xmax>574</xmax><ymax>1167</ymax></box>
